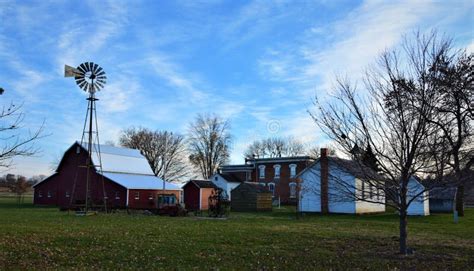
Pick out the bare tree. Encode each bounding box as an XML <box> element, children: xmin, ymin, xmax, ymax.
<box><xmin>119</xmin><ymin>127</ymin><xmax>188</xmax><ymax>182</ymax></box>
<box><xmin>8</xmin><ymin>175</ymin><xmax>31</xmax><ymax>205</ymax></box>
<box><xmin>309</xmin><ymin>31</ymin><xmax>462</xmax><ymax>255</ymax></box>
<box><xmin>188</xmin><ymin>114</ymin><xmax>231</xmax><ymax>179</ymax></box>
<box><xmin>428</xmin><ymin>52</ymin><xmax>473</xmax><ymax>216</ymax></box>
<box><xmin>306</xmin><ymin>145</ymin><xmax>336</xmax><ymax>158</ymax></box>
<box><xmin>0</xmin><ymin>102</ymin><xmax>44</xmax><ymax>169</ymax></box>
<box><xmin>244</xmin><ymin>136</ymin><xmax>305</xmax><ymax>158</ymax></box>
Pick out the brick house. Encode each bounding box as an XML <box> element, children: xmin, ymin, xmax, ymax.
<box><xmin>215</xmin><ymin>156</ymin><xmax>314</xmax><ymax>204</ymax></box>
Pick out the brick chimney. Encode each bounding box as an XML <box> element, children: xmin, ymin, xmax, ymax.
<box><xmin>320</xmin><ymin>148</ymin><xmax>329</xmax><ymax>214</ymax></box>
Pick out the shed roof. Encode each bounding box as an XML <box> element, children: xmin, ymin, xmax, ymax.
<box><xmin>430</xmin><ymin>187</ymin><xmax>457</xmax><ymax>200</ymax></box>
<box><xmin>296</xmin><ymin>156</ymin><xmax>384</xmax><ymax>181</ymax></box>
<box><xmin>235</xmin><ymin>182</ymin><xmax>271</xmax><ymax>193</ymax></box>
<box><xmin>185</xmin><ymin>180</ymin><xmax>219</xmax><ymax>189</ymax></box>
<box><xmin>102</xmin><ymin>172</ymin><xmax>180</xmax><ymax>190</ymax></box>
<box><xmin>219</xmin><ymin>173</ymin><xmax>245</xmax><ymax>183</ymax></box>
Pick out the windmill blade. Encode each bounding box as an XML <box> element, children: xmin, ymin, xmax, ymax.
<box><xmin>93</xmin><ymin>63</ymin><xmax>99</xmax><ymax>74</ymax></box>
<box><xmin>79</xmin><ymin>63</ymin><xmax>88</xmax><ymax>73</ymax></box>
<box><xmin>75</xmin><ymin>78</ymin><xmax>86</xmax><ymax>85</ymax></box>
<box><xmin>96</xmin><ymin>70</ymin><xmax>106</xmax><ymax>77</ymax></box>
<box><xmin>96</xmin><ymin>75</ymin><xmax>107</xmax><ymax>81</ymax></box>
<box><xmin>78</xmin><ymin>80</ymin><xmax>88</xmax><ymax>90</ymax></box>
<box><xmin>77</xmin><ymin>65</ymin><xmax>86</xmax><ymax>74</ymax></box>
<box><xmin>96</xmin><ymin>66</ymin><xmax>103</xmax><ymax>74</ymax></box>
<box><xmin>95</xmin><ymin>81</ymin><xmax>104</xmax><ymax>89</ymax></box>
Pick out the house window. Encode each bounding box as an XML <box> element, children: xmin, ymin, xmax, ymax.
<box><xmin>65</xmin><ymin>191</ymin><xmax>70</xmax><ymax>198</ymax></box>
<box><xmin>115</xmin><ymin>191</ymin><xmax>120</xmax><ymax>200</ymax></box>
<box><xmin>289</xmin><ymin>164</ymin><xmax>297</xmax><ymax>178</ymax></box>
<box><xmin>38</xmin><ymin>191</ymin><xmax>43</xmax><ymax>198</ymax></box>
<box><xmin>259</xmin><ymin>182</ymin><xmax>266</xmax><ymax>187</ymax></box>
<box><xmin>259</xmin><ymin>165</ymin><xmax>266</xmax><ymax>179</ymax></box>
<box><xmin>47</xmin><ymin>191</ymin><xmax>52</xmax><ymax>198</ymax></box>
<box><xmin>273</xmin><ymin>164</ymin><xmax>281</xmax><ymax>179</ymax></box>
<box><xmin>134</xmin><ymin>192</ymin><xmax>140</xmax><ymax>200</ymax></box>
<box><xmin>268</xmin><ymin>182</ymin><xmax>275</xmax><ymax>196</ymax></box>
<box><xmin>289</xmin><ymin>182</ymin><xmax>297</xmax><ymax>198</ymax></box>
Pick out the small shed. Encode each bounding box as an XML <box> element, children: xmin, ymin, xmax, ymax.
<box><xmin>429</xmin><ymin>187</ymin><xmax>457</xmax><ymax>213</ymax></box>
<box><xmin>230</xmin><ymin>182</ymin><xmax>272</xmax><ymax>212</ymax></box>
<box><xmin>183</xmin><ymin>180</ymin><xmax>218</xmax><ymax>211</ymax></box>
<box><xmin>406</xmin><ymin>177</ymin><xmax>430</xmax><ymax>216</ymax></box>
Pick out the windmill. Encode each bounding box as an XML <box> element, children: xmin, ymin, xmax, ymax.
<box><xmin>65</xmin><ymin>62</ymin><xmax>107</xmax><ymax>214</ymax></box>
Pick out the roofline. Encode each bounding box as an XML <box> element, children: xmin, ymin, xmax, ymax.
<box><xmin>32</xmin><ymin>173</ymin><xmax>58</xmax><ymax>188</ymax></box>
<box><xmin>246</xmin><ymin>156</ymin><xmax>315</xmax><ymax>163</ymax></box>
<box><xmin>213</xmin><ymin>173</ymin><xmax>244</xmax><ymax>183</ymax></box>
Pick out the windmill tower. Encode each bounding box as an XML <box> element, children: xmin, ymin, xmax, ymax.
<box><xmin>65</xmin><ymin>62</ymin><xmax>107</xmax><ymax>214</ymax></box>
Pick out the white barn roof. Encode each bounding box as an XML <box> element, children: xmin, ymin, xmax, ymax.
<box><xmin>81</xmin><ymin>142</ymin><xmax>155</xmax><ymax>175</ymax></box>
<box><xmin>35</xmin><ymin>142</ymin><xmax>182</xmax><ymax>191</ymax></box>
<box><xmin>102</xmin><ymin>172</ymin><xmax>181</xmax><ymax>190</ymax></box>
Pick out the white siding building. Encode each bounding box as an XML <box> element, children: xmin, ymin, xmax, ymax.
<box><xmin>209</xmin><ymin>173</ymin><xmax>242</xmax><ymax>200</ymax></box>
<box><xmin>298</xmin><ymin>154</ymin><xmax>385</xmax><ymax>214</ymax></box>
<box><xmin>406</xmin><ymin>177</ymin><xmax>430</xmax><ymax>216</ymax></box>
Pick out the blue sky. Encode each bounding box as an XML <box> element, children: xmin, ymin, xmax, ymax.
<box><xmin>0</xmin><ymin>0</ymin><xmax>473</xmax><ymax>177</ymax></box>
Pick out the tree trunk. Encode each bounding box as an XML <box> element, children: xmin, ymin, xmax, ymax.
<box><xmin>456</xmin><ymin>185</ymin><xmax>464</xmax><ymax>216</ymax></box>
<box><xmin>399</xmin><ymin>209</ymin><xmax>408</xmax><ymax>255</ymax></box>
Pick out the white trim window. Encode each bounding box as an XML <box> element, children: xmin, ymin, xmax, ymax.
<box><xmin>115</xmin><ymin>191</ymin><xmax>120</xmax><ymax>200</ymax></box>
<box><xmin>47</xmin><ymin>191</ymin><xmax>52</xmax><ymax>198</ymax></box>
<box><xmin>259</xmin><ymin>165</ymin><xmax>266</xmax><ymax>179</ymax></box>
<box><xmin>38</xmin><ymin>191</ymin><xmax>43</xmax><ymax>198</ymax></box>
<box><xmin>289</xmin><ymin>164</ymin><xmax>297</xmax><ymax>178</ymax></box>
<box><xmin>65</xmin><ymin>191</ymin><xmax>70</xmax><ymax>198</ymax></box>
<box><xmin>289</xmin><ymin>182</ymin><xmax>297</xmax><ymax>198</ymax></box>
<box><xmin>148</xmin><ymin>193</ymin><xmax>154</xmax><ymax>200</ymax></box>
<box><xmin>268</xmin><ymin>182</ymin><xmax>275</xmax><ymax>196</ymax></box>
<box><xmin>273</xmin><ymin>164</ymin><xmax>281</xmax><ymax>179</ymax></box>
<box><xmin>259</xmin><ymin>182</ymin><xmax>266</xmax><ymax>187</ymax></box>
<box><xmin>134</xmin><ymin>192</ymin><xmax>140</xmax><ymax>200</ymax></box>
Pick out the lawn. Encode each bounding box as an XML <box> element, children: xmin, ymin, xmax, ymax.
<box><xmin>0</xmin><ymin>196</ymin><xmax>473</xmax><ymax>270</ymax></box>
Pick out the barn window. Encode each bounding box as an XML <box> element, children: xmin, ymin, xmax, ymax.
<box><xmin>134</xmin><ymin>192</ymin><xmax>140</xmax><ymax>200</ymax></box>
<box><xmin>47</xmin><ymin>191</ymin><xmax>52</xmax><ymax>198</ymax></box>
<box><xmin>76</xmin><ymin>146</ymin><xmax>81</xmax><ymax>154</ymax></box>
<box><xmin>289</xmin><ymin>182</ymin><xmax>297</xmax><ymax>198</ymax></box>
<box><xmin>104</xmin><ymin>193</ymin><xmax>108</xmax><ymax>200</ymax></box>
<box><xmin>268</xmin><ymin>182</ymin><xmax>275</xmax><ymax>196</ymax></box>
<box><xmin>289</xmin><ymin>164</ymin><xmax>297</xmax><ymax>178</ymax></box>
<box><xmin>38</xmin><ymin>191</ymin><xmax>43</xmax><ymax>198</ymax></box>
<box><xmin>148</xmin><ymin>193</ymin><xmax>153</xmax><ymax>200</ymax></box>
<box><xmin>115</xmin><ymin>192</ymin><xmax>120</xmax><ymax>200</ymax></box>
<box><xmin>273</xmin><ymin>164</ymin><xmax>281</xmax><ymax>179</ymax></box>
<box><xmin>259</xmin><ymin>165</ymin><xmax>265</xmax><ymax>179</ymax></box>
<box><xmin>65</xmin><ymin>191</ymin><xmax>70</xmax><ymax>198</ymax></box>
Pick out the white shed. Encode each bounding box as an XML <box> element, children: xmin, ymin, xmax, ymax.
<box><xmin>209</xmin><ymin>173</ymin><xmax>242</xmax><ymax>200</ymax></box>
<box><xmin>406</xmin><ymin>176</ymin><xmax>430</xmax><ymax>216</ymax></box>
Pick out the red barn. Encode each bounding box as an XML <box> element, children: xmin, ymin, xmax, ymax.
<box><xmin>33</xmin><ymin>142</ymin><xmax>181</xmax><ymax>210</ymax></box>
<box><xmin>183</xmin><ymin>180</ymin><xmax>218</xmax><ymax>211</ymax></box>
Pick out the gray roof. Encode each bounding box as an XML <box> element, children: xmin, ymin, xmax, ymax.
<box><xmin>296</xmin><ymin>156</ymin><xmax>384</xmax><ymax>181</ymax></box>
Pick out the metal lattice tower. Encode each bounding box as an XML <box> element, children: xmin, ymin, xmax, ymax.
<box><xmin>65</xmin><ymin>62</ymin><xmax>108</xmax><ymax>214</ymax></box>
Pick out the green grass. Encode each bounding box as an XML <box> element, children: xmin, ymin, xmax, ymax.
<box><xmin>0</xmin><ymin>196</ymin><xmax>473</xmax><ymax>270</ymax></box>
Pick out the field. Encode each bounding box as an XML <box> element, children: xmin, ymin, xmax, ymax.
<box><xmin>0</xmin><ymin>195</ymin><xmax>473</xmax><ymax>270</ymax></box>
